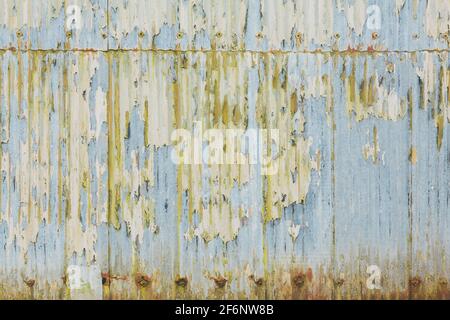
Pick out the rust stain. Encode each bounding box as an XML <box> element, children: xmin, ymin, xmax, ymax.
<box><xmin>0</xmin><ymin>0</ymin><xmax>448</xmax><ymax>300</ymax></box>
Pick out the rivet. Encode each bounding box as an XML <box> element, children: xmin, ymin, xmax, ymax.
<box><xmin>295</xmin><ymin>32</ymin><xmax>303</xmax><ymax>43</ymax></box>
<box><xmin>212</xmin><ymin>276</ymin><xmax>227</xmax><ymax>288</ymax></box>
<box><xmin>386</xmin><ymin>62</ymin><xmax>395</xmax><ymax>73</ymax></box>
<box><xmin>16</xmin><ymin>30</ymin><xmax>23</xmax><ymax>38</ymax></box>
<box><xmin>135</xmin><ymin>273</ymin><xmax>152</xmax><ymax>288</ymax></box>
<box><xmin>215</xmin><ymin>31</ymin><xmax>223</xmax><ymax>38</ymax></box>
<box><xmin>175</xmin><ymin>276</ymin><xmax>188</xmax><ymax>287</ymax></box>
<box><xmin>101</xmin><ymin>272</ymin><xmax>110</xmax><ymax>285</ymax></box>
<box><xmin>250</xmin><ymin>275</ymin><xmax>264</xmax><ymax>286</ymax></box>
<box><xmin>138</xmin><ymin>31</ymin><xmax>145</xmax><ymax>38</ymax></box>
<box><xmin>255</xmin><ymin>32</ymin><xmax>264</xmax><ymax>39</ymax></box>
<box><xmin>24</xmin><ymin>279</ymin><xmax>35</xmax><ymax>288</ymax></box>
<box><xmin>409</xmin><ymin>276</ymin><xmax>422</xmax><ymax>288</ymax></box>
<box><xmin>66</xmin><ymin>30</ymin><xmax>72</xmax><ymax>38</ymax></box>
<box><xmin>293</xmin><ymin>273</ymin><xmax>306</xmax><ymax>287</ymax></box>
<box><xmin>334</xmin><ymin>278</ymin><xmax>345</xmax><ymax>287</ymax></box>
<box><xmin>371</xmin><ymin>32</ymin><xmax>379</xmax><ymax>40</ymax></box>
<box><xmin>176</xmin><ymin>32</ymin><xmax>184</xmax><ymax>40</ymax></box>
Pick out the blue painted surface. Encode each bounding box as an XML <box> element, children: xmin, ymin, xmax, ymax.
<box><xmin>0</xmin><ymin>1</ymin><xmax>448</xmax><ymax>299</ymax></box>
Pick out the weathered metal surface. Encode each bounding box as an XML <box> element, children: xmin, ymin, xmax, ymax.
<box><xmin>0</xmin><ymin>0</ymin><xmax>108</xmax><ymax>50</ymax></box>
<box><xmin>0</xmin><ymin>0</ymin><xmax>449</xmax><ymax>300</ymax></box>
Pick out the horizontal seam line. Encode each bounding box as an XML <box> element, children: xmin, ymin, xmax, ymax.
<box><xmin>0</xmin><ymin>48</ymin><xmax>449</xmax><ymax>54</ymax></box>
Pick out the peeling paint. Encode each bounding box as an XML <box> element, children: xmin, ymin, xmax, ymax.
<box><xmin>0</xmin><ymin>0</ymin><xmax>449</xmax><ymax>300</ymax></box>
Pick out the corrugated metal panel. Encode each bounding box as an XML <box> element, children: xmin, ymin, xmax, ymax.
<box><xmin>0</xmin><ymin>0</ymin><xmax>108</xmax><ymax>50</ymax></box>
<box><xmin>2</xmin><ymin>0</ymin><xmax>449</xmax><ymax>51</ymax></box>
<box><xmin>0</xmin><ymin>0</ymin><xmax>449</xmax><ymax>299</ymax></box>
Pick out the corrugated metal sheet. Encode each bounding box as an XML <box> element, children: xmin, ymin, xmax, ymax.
<box><xmin>0</xmin><ymin>0</ymin><xmax>449</xmax><ymax>299</ymax></box>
